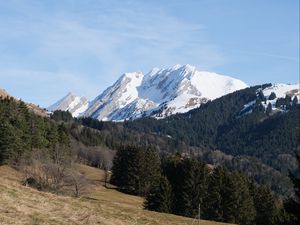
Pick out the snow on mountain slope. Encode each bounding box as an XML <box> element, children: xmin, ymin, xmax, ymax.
<box><xmin>262</xmin><ymin>83</ymin><xmax>299</xmax><ymax>99</ymax></box>
<box><xmin>83</xmin><ymin>72</ymin><xmax>145</xmax><ymax>120</ymax></box>
<box><xmin>48</xmin><ymin>92</ymin><xmax>89</xmax><ymax>117</ymax></box>
<box><xmin>240</xmin><ymin>83</ymin><xmax>299</xmax><ymax>115</ymax></box>
<box><xmin>261</xmin><ymin>83</ymin><xmax>299</xmax><ymax>111</ymax></box>
<box><xmin>83</xmin><ymin>64</ymin><xmax>248</xmax><ymax>121</ymax></box>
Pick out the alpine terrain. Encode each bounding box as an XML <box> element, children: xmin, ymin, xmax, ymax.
<box><xmin>49</xmin><ymin>64</ymin><xmax>248</xmax><ymax>120</ymax></box>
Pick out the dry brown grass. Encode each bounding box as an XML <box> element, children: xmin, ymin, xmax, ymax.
<box><xmin>0</xmin><ymin>165</ymin><xmax>233</xmax><ymax>225</ymax></box>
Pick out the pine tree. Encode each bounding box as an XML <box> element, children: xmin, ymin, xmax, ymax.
<box><xmin>144</xmin><ymin>176</ymin><xmax>172</xmax><ymax>213</ymax></box>
<box><xmin>161</xmin><ymin>154</ymin><xmax>183</xmax><ymax>213</ymax></box>
<box><xmin>292</xmin><ymin>96</ymin><xmax>298</xmax><ymax>107</ymax></box>
<box><xmin>142</xmin><ymin>148</ymin><xmax>161</xmax><ymax>195</ymax></box>
<box><xmin>176</xmin><ymin>159</ymin><xmax>197</xmax><ymax>217</ymax></box>
<box><xmin>222</xmin><ymin>172</ymin><xmax>239</xmax><ymax>223</ymax></box>
<box><xmin>275</xmin><ymin>97</ymin><xmax>285</xmax><ymax>108</ymax></box>
<box><xmin>231</xmin><ymin>173</ymin><xmax>255</xmax><ymax>225</ymax></box>
<box><xmin>126</xmin><ymin>146</ymin><xmax>145</xmax><ymax>195</ymax></box>
<box><xmin>110</xmin><ymin>147</ymin><xmax>129</xmax><ymax>188</ymax></box>
<box><xmin>250</xmin><ymin>182</ymin><xmax>277</xmax><ymax>225</ymax></box>
<box><xmin>269</xmin><ymin>92</ymin><xmax>276</xmax><ymax>100</ymax></box>
<box><xmin>258</xmin><ymin>90</ymin><xmax>265</xmax><ymax>102</ymax></box>
<box><xmin>203</xmin><ymin>166</ymin><xmax>225</xmax><ymax>221</ymax></box>
<box><xmin>266</xmin><ymin>102</ymin><xmax>272</xmax><ymax>115</ymax></box>
<box><xmin>193</xmin><ymin>162</ymin><xmax>209</xmax><ymax>219</ymax></box>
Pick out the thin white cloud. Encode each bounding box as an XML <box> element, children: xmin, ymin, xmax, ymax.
<box><xmin>0</xmin><ymin>1</ymin><xmax>225</xmax><ymax>106</ymax></box>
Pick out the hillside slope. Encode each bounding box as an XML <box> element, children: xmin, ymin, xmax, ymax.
<box><xmin>0</xmin><ymin>87</ymin><xmax>48</xmax><ymax>117</ymax></box>
<box><xmin>0</xmin><ymin>165</ymin><xmax>232</xmax><ymax>225</ymax></box>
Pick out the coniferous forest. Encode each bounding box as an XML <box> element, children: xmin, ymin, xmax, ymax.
<box><xmin>111</xmin><ymin>147</ymin><xmax>299</xmax><ymax>225</ymax></box>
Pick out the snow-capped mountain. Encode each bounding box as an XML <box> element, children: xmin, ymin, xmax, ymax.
<box><xmin>48</xmin><ymin>92</ymin><xmax>89</xmax><ymax>117</ymax></box>
<box><xmin>83</xmin><ymin>64</ymin><xmax>248</xmax><ymax>121</ymax></box>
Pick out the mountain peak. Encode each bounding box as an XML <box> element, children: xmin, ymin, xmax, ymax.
<box><xmin>64</xmin><ymin>92</ymin><xmax>75</xmax><ymax>98</ymax></box>
<box><xmin>171</xmin><ymin>64</ymin><xmax>182</xmax><ymax>70</ymax></box>
<box><xmin>181</xmin><ymin>64</ymin><xmax>195</xmax><ymax>71</ymax></box>
<box><xmin>82</xmin><ymin>65</ymin><xmax>248</xmax><ymax>121</ymax></box>
<box><xmin>49</xmin><ymin>65</ymin><xmax>249</xmax><ymax>121</ymax></box>
<box><xmin>48</xmin><ymin>92</ymin><xmax>88</xmax><ymax>117</ymax></box>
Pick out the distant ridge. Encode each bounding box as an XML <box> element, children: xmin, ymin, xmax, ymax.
<box><xmin>47</xmin><ymin>92</ymin><xmax>89</xmax><ymax>117</ymax></box>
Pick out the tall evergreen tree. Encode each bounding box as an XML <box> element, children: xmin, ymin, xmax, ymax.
<box><xmin>175</xmin><ymin>159</ymin><xmax>197</xmax><ymax>217</ymax></box>
<box><xmin>229</xmin><ymin>173</ymin><xmax>255</xmax><ymax>225</ymax></box>
<box><xmin>110</xmin><ymin>147</ymin><xmax>129</xmax><ymax>188</ymax></box>
<box><xmin>126</xmin><ymin>146</ymin><xmax>145</xmax><ymax>195</ymax></box>
<box><xmin>249</xmin><ymin>182</ymin><xmax>277</xmax><ymax>225</ymax></box>
<box><xmin>144</xmin><ymin>175</ymin><xmax>172</xmax><ymax>213</ymax></box>
<box><xmin>269</xmin><ymin>92</ymin><xmax>276</xmax><ymax>100</ymax></box>
<box><xmin>258</xmin><ymin>90</ymin><xmax>266</xmax><ymax>102</ymax></box>
<box><xmin>292</xmin><ymin>96</ymin><xmax>298</xmax><ymax>107</ymax></box>
<box><xmin>143</xmin><ymin>148</ymin><xmax>161</xmax><ymax>195</ymax></box>
<box><xmin>266</xmin><ymin>102</ymin><xmax>272</xmax><ymax>115</ymax></box>
<box><xmin>192</xmin><ymin>161</ymin><xmax>209</xmax><ymax>219</ymax></box>
<box><xmin>203</xmin><ymin>166</ymin><xmax>225</xmax><ymax>221</ymax></box>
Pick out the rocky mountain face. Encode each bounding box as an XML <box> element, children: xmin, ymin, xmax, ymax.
<box><xmin>82</xmin><ymin>64</ymin><xmax>248</xmax><ymax>121</ymax></box>
<box><xmin>47</xmin><ymin>92</ymin><xmax>89</xmax><ymax>117</ymax></box>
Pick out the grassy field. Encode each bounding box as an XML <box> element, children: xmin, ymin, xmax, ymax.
<box><xmin>0</xmin><ymin>164</ymin><xmax>233</xmax><ymax>225</ymax></box>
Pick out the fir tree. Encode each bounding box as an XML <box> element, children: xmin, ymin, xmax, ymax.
<box><xmin>143</xmin><ymin>148</ymin><xmax>161</xmax><ymax>195</ymax></box>
<box><xmin>250</xmin><ymin>183</ymin><xmax>277</xmax><ymax>225</ymax></box>
<box><xmin>192</xmin><ymin>162</ymin><xmax>209</xmax><ymax>219</ymax></box>
<box><xmin>175</xmin><ymin>159</ymin><xmax>197</xmax><ymax>217</ymax></box>
<box><xmin>266</xmin><ymin>102</ymin><xmax>272</xmax><ymax>115</ymax></box>
<box><xmin>258</xmin><ymin>90</ymin><xmax>266</xmax><ymax>102</ymax></box>
<box><xmin>144</xmin><ymin>176</ymin><xmax>172</xmax><ymax>213</ymax></box>
<box><xmin>292</xmin><ymin>96</ymin><xmax>298</xmax><ymax>107</ymax></box>
<box><xmin>231</xmin><ymin>173</ymin><xmax>255</xmax><ymax>225</ymax></box>
<box><xmin>110</xmin><ymin>147</ymin><xmax>129</xmax><ymax>188</ymax></box>
<box><xmin>203</xmin><ymin>166</ymin><xmax>225</xmax><ymax>221</ymax></box>
<box><xmin>269</xmin><ymin>92</ymin><xmax>276</xmax><ymax>100</ymax></box>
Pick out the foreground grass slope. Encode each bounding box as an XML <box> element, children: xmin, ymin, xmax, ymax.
<box><xmin>0</xmin><ymin>165</ymin><xmax>233</xmax><ymax>225</ymax></box>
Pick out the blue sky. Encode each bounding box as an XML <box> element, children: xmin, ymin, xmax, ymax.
<box><xmin>0</xmin><ymin>0</ymin><xmax>299</xmax><ymax>107</ymax></box>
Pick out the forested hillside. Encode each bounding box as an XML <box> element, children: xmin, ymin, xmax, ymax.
<box><xmin>125</xmin><ymin>84</ymin><xmax>299</xmax><ymax>164</ymax></box>
<box><xmin>123</xmin><ymin>84</ymin><xmax>300</xmax><ymax>195</ymax></box>
<box><xmin>54</xmin><ymin>85</ymin><xmax>299</xmax><ymax>197</ymax></box>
